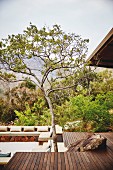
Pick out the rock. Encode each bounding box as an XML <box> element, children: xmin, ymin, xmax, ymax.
<box><xmin>1</xmin><ymin>136</ymin><xmax>6</xmax><ymax>142</ymax></box>
<box><xmin>67</xmin><ymin>134</ymin><xmax>107</xmax><ymax>152</ymax></box>
<box><xmin>4</xmin><ymin>136</ymin><xmax>10</xmax><ymax>142</ymax></box>
<box><xmin>30</xmin><ymin>136</ymin><xmax>35</xmax><ymax>142</ymax></box>
<box><xmin>10</xmin><ymin>137</ymin><xmax>15</xmax><ymax>142</ymax></box>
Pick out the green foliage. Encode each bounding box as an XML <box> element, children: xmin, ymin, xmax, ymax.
<box><xmin>95</xmin><ymin>92</ymin><xmax>113</xmax><ymax>109</ymax></box>
<box><xmin>0</xmin><ymin>82</ymin><xmax>45</xmax><ymax>124</ymax></box>
<box><xmin>14</xmin><ymin>98</ymin><xmax>51</xmax><ymax>126</ymax></box>
<box><xmin>69</xmin><ymin>94</ymin><xmax>112</xmax><ymax>132</ymax></box>
<box><xmin>0</xmin><ymin>23</ymin><xmax>89</xmax><ymax>96</ymax></box>
<box><xmin>90</xmin><ymin>70</ymin><xmax>113</xmax><ymax>95</ymax></box>
<box><xmin>39</xmin><ymin>110</ymin><xmax>51</xmax><ymax>125</ymax></box>
<box><xmin>55</xmin><ymin>101</ymin><xmax>71</xmax><ymax>127</ymax></box>
<box><xmin>9</xmin><ymin>83</ymin><xmax>39</xmax><ymax>111</ymax></box>
<box><xmin>31</xmin><ymin>98</ymin><xmax>51</xmax><ymax>125</ymax></box>
<box><xmin>54</xmin><ymin>93</ymin><xmax>113</xmax><ymax>132</ymax></box>
<box><xmin>14</xmin><ymin>103</ymin><xmax>38</xmax><ymax>126</ymax></box>
<box><xmin>20</xmin><ymin>78</ymin><xmax>36</xmax><ymax>90</ymax></box>
<box><xmin>0</xmin><ymin>71</ymin><xmax>16</xmax><ymax>81</ymax></box>
<box><xmin>0</xmin><ymin>97</ymin><xmax>16</xmax><ymax>123</ymax></box>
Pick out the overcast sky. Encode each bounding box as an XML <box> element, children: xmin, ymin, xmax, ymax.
<box><xmin>0</xmin><ymin>0</ymin><xmax>113</xmax><ymax>56</ymax></box>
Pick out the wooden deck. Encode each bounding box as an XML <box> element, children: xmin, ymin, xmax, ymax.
<box><xmin>63</xmin><ymin>132</ymin><xmax>113</xmax><ymax>169</ymax></box>
<box><xmin>3</xmin><ymin>132</ymin><xmax>113</xmax><ymax>170</ymax></box>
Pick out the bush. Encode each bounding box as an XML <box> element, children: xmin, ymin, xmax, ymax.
<box><xmin>69</xmin><ymin>94</ymin><xmax>111</xmax><ymax>132</ymax></box>
<box><xmin>14</xmin><ymin>103</ymin><xmax>38</xmax><ymax>126</ymax></box>
<box><xmin>55</xmin><ymin>93</ymin><xmax>113</xmax><ymax>132</ymax></box>
<box><xmin>14</xmin><ymin>98</ymin><xmax>51</xmax><ymax>126</ymax></box>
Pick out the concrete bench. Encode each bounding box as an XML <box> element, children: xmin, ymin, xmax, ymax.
<box><xmin>55</xmin><ymin>125</ymin><xmax>63</xmax><ymax>142</ymax></box>
<box><xmin>55</xmin><ymin>125</ymin><xmax>63</xmax><ymax>135</ymax></box>
<box><xmin>32</xmin><ymin>140</ymin><xmax>52</xmax><ymax>152</ymax></box>
<box><xmin>0</xmin><ymin>157</ymin><xmax>11</xmax><ymax>165</ymax></box>
<box><xmin>38</xmin><ymin>132</ymin><xmax>52</xmax><ymax>145</ymax></box>
<box><xmin>0</xmin><ymin>126</ymin><xmax>51</xmax><ymax>142</ymax></box>
<box><xmin>0</xmin><ymin>157</ymin><xmax>11</xmax><ymax>170</ymax></box>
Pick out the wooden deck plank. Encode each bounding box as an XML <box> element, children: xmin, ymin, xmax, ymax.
<box><xmin>49</xmin><ymin>152</ymin><xmax>55</xmax><ymax>170</ymax></box>
<box><xmin>24</xmin><ymin>153</ymin><xmax>36</xmax><ymax>170</ymax></box>
<box><xmin>60</xmin><ymin>152</ymin><xmax>66</xmax><ymax>170</ymax></box>
<box><xmin>95</xmin><ymin>149</ymin><xmax>113</xmax><ymax>169</ymax></box>
<box><xmin>78</xmin><ymin>152</ymin><xmax>91</xmax><ymax>170</ymax></box>
<box><xmin>104</xmin><ymin>147</ymin><xmax>113</xmax><ymax>163</ymax></box>
<box><xmin>30</xmin><ymin>152</ymin><xmax>39</xmax><ymax>170</ymax></box>
<box><xmin>46</xmin><ymin>153</ymin><xmax>51</xmax><ymax>170</ymax></box>
<box><xmin>5</xmin><ymin>152</ymin><xmax>23</xmax><ymax>170</ymax></box>
<box><xmin>54</xmin><ymin>152</ymin><xmax>58</xmax><ymax>170</ymax></box>
<box><xmin>76</xmin><ymin>152</ymin><xmax>86</xmax><ymax>170</ymax></box>
<box><xmin>18</xmin><ymin>152</ymin><xmax>29</xmax><ymax>170</ymax></box>
<box><xmin>64</xmin><ymin>152</ymin><xmax>70</xmax><ymax>170</ymax></box>
<box><xmin>81</xmin><ymin>151</ymin><xmax>98</xmax><ymax>170</ymax></box>
<box><xmin>90</xmin><ymin>150</ymin><xmax>113</xmax><ymax>170</ymax></box>
<box><xmin>58</xmin><ymin>152</ymin><xmax>62</xmax><ymax>170</ymax></box>
<box><xmin>86</xmin><ymin>151</ymin><xmax>104</xmax><ymax>170</ymax></box>
<box><xmin>67</xmin><ymin>152</ymin><xmax>76</xmax><ymax>170</ymax></box>
<box><xmin>70</xmin><ymin>152</ymin><xmax>78</xmax><ymax>170</ymax></box>
<box><xmin>37</xmin><ymin>152</ymin><xmax>45</xmax><ymax>170</ymax></box>
<box><xmin>41</xmin><ymin>152</ymin><xmax>48</xmax><ymax>170</ymax></box>
<box><xmin>15</xmin><ymin>153</ymin><xmax>27</xmax><ymax>170</ymax></box>
<box><xmin>33</xmin><ymin>152</ymin><xmax>42</xmax><ymax>170</ymax></box>
<box><xmin>88</xmin><ymin>151</ymin><xmax>107</xmax><ymax>170</ymax></box>
<box><xmin>4</xmin><ymin>151</ymin><xmax>113</xmax><ymax>170</ymax></box>
<box><xmin>73</xmin><ymin>152</ymin><xmax>81</xmax><ymax>170</ymax></box>
<box><xmin>17</xmin><ymin>152</ymin><xmax>32</xmax><ymax>170</ymax></box>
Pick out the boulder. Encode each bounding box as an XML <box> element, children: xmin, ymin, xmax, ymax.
<box><xmin>67</xmin><ymin>134</ymin><xmax>107</xmax><ymax>152</ymax></box>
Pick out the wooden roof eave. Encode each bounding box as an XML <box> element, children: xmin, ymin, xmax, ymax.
<box><xmin>87</xmin><ymin>28</ymin><xmax>113</xmax><ymax>67</ymax></box>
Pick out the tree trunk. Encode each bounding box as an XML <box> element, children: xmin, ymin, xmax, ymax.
<box><xmin>45</xmin><ymin>94</ymin><xmax>58</xmax><ymax>152</ymax></box>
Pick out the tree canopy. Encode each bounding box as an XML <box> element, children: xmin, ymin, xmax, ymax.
<box><xmin>0</xmin><ymin>24</ymin><xmax>89</xmax><ymax>92</ymax></box>
<box><xmin>0</xmin><ymin>24</ymin><xmax>90</xmax><ymax>151</ymax></box>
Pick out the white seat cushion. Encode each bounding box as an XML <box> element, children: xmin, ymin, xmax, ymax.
<box><xmin>10</xmin><ymin>126</ymin><xmax>22</xmax><ymax>132</ymax></box>
<box><xmin>0</xmin><ymin>126</ymin><xmax>8</xmax><ymax>132</ymax></box>
<box><xmin>36</xmin><ymin>126</ymin><xmax>49</xmax><ymax>132</ymax></box>
<box><xmin>23</xmin><ymin>126</ymin><xmax>35</xmax><ymax>132</ymax></box>
<box><xmin>38</xmin><ymin>132</ymin><xmax>52</xmax><ymax>141</ymax></box>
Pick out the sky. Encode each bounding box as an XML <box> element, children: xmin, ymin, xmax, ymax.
<box><xmin>0</xmin><ymin>0</ymin><xmax>113</xmax><ymax>57</ymax></box>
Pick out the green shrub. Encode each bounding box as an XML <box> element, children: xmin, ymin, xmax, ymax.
<box><xmin>14</xmin><ymin>98</ymin><xmax>51</xmax><ymax>126</ymax></box>
<box><xmin>69</xmin><ymin>94</ymin><xmax>111</xmax><ymax>132</ymax></box>
<box><xmin>14</xmin><ymin>103</ymin><xmax>38</xmax><ymax>126</ymax></box>
<box><xmin>55</xmin><ymin>93</ymin><xmax>113</xmax><ymax>132</ymax></box>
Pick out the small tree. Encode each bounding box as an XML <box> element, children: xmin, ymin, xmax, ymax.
<box><xmin>0</xmin><ymin>24</ymin><xmax>89</xmax><ymax>151</ymax></box>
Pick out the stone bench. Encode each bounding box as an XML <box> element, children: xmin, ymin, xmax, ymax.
<box><xmin>0</xmin><ymin>157</ymin><xmax>11</xmax><ymax>165</ymax></box>
<box><xmin>38</xmin><ymin>132</ymin><xmax>52</xmax><ymax>145</ymax></box>
<box><xmin>0</xmin><ymin>125</ymin><xmax>63</xmax><ymax>143</ymax></box>
<box><xmin>55</xmin><ymin>125</ymin><xmax>63</xmax><ymax>142</ymax></box>
<box><xmin>0</xmin><ymin>157</ymin><xmax>11</xmax><ymax>169</ymax></box>
<box><xmin>0</xmin><ymin>126</ymin><xmax>51</xmax><ymax>142</ymax></box>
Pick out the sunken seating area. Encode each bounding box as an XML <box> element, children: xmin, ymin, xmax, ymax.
<box><xmin>0</xmin><ymin>126</ymin><xmax>52</xmax><ymax>142</ymax></box>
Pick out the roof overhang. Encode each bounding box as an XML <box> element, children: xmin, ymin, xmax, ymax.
<box><xmin>87</xmin><ymin>28</ymin><xmax>113</xmax><ymax>68</ymax></box>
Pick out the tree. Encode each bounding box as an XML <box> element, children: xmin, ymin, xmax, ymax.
<box><xmin>90</xmin><ymin>69</ymin><xmax>113</xmax><ymax>96</ymax></box>
<box><xmin>0</xmin><ymin>24</ymin><xmax>89</xmax><ymax>151</ymax></box>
